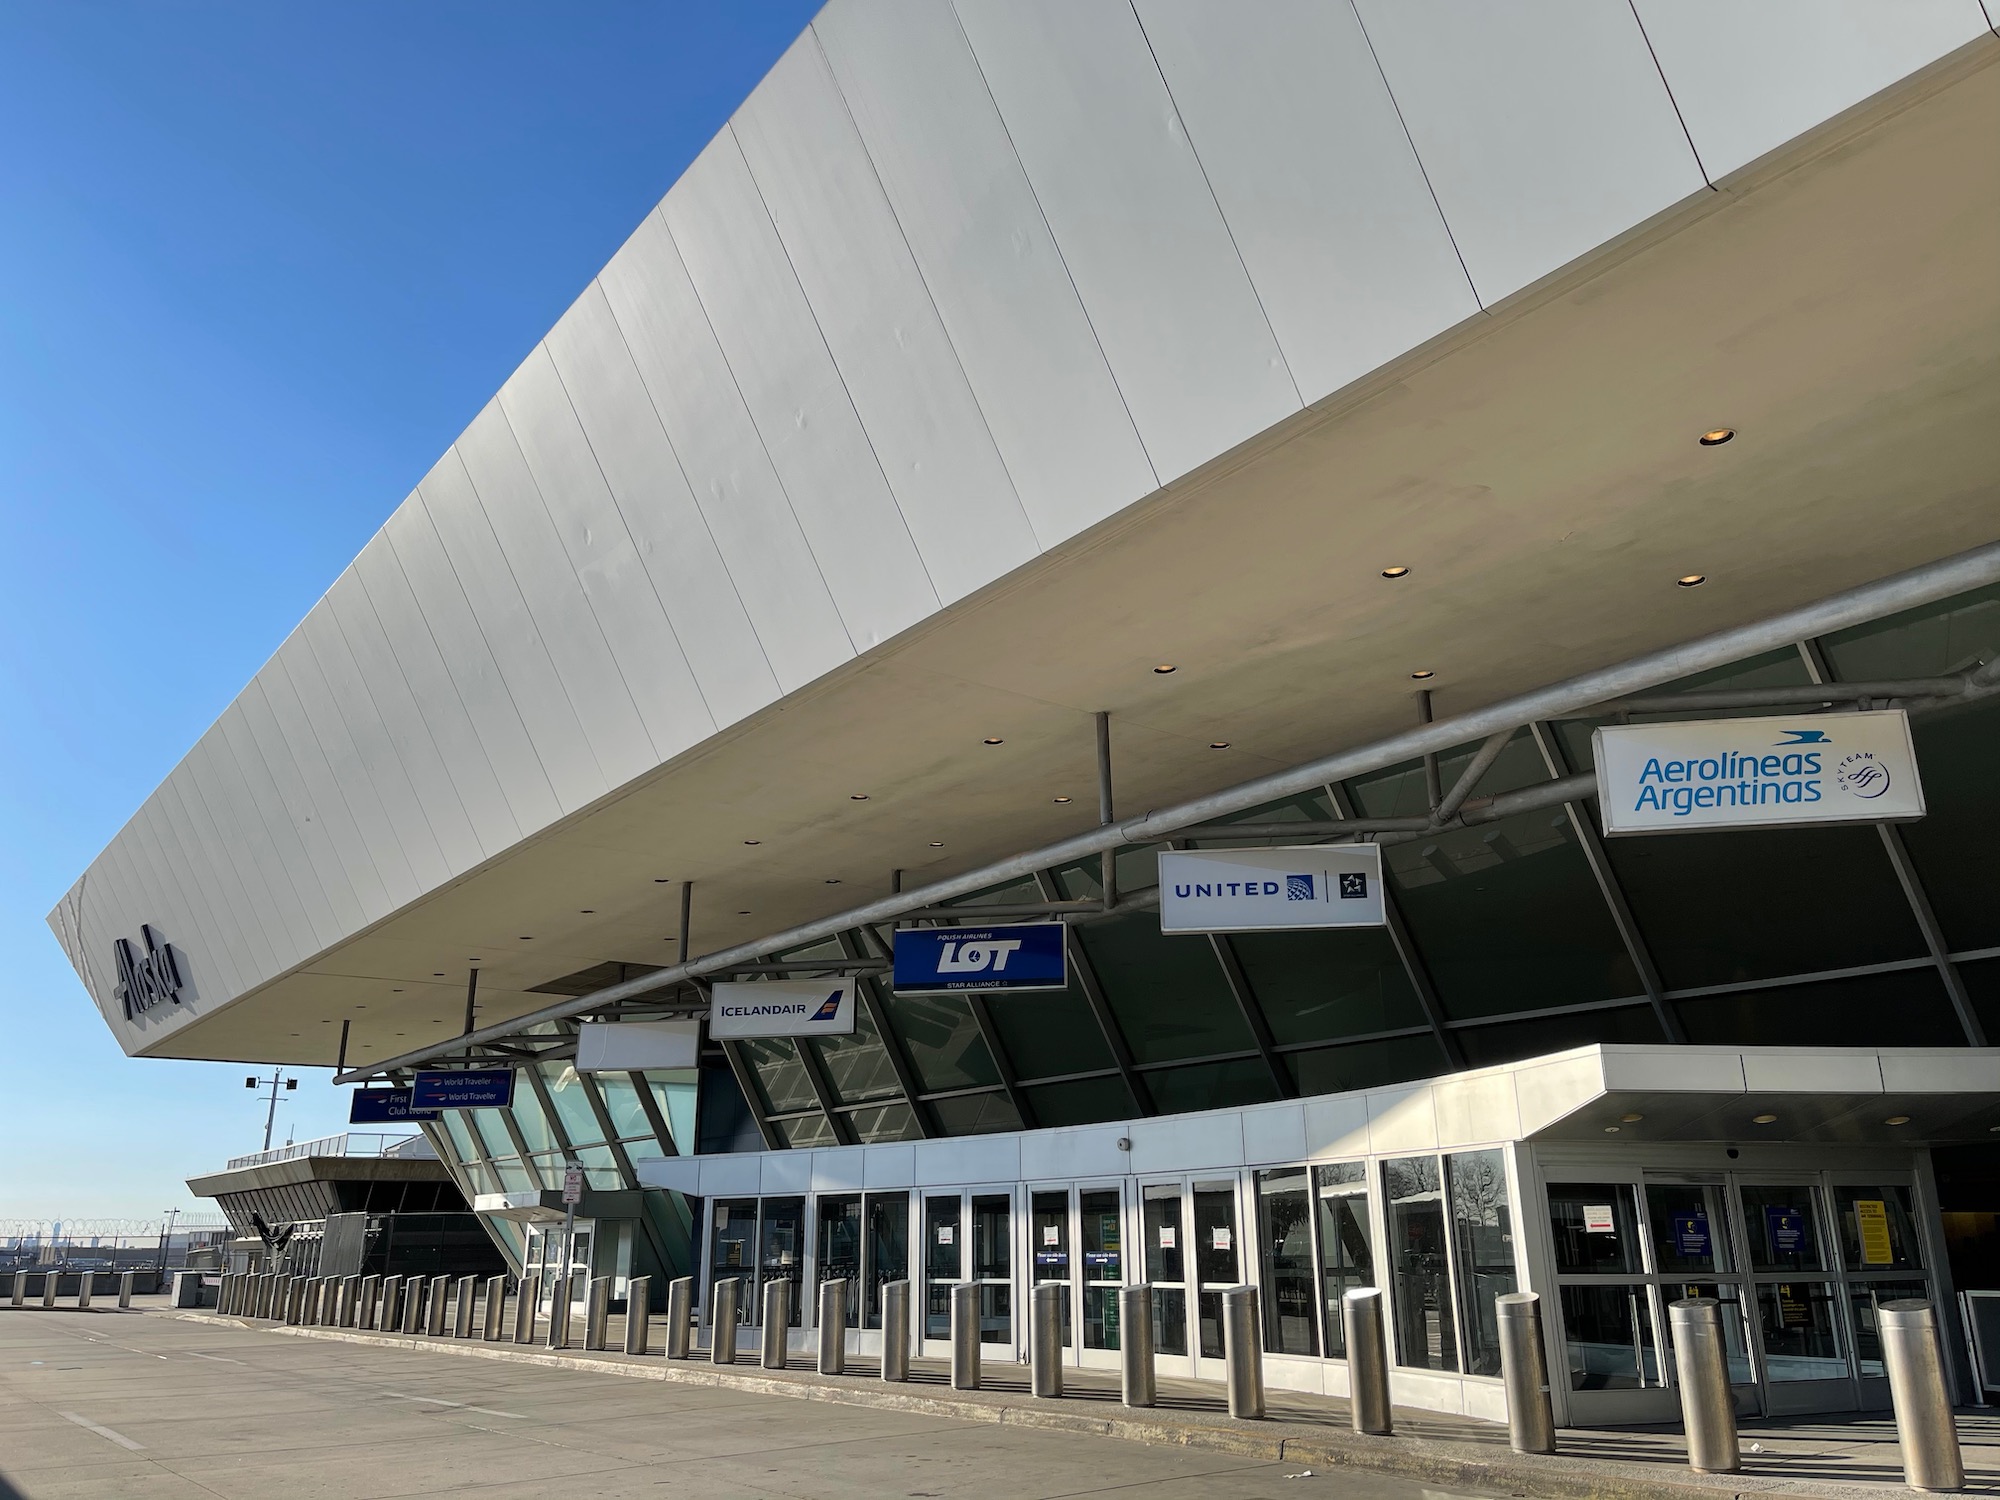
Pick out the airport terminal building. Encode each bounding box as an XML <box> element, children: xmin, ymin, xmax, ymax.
<box><xmin>54</xmin><ymin>1</ymin><xmax>2000</xmax><ymax>1430</ymax></box>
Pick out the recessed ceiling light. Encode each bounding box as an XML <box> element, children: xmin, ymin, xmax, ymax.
<box><xmin>1677</xmin><ymin>574</ymin><xmax>1707</xmax><ymax>588</ymax></box>
<box><xmin>1620</xmin><ymin>1113</ymin><xmax>1644</xmax><ymax>1123</ymax></box>
<box><xmin>1752</xmin><ymin>1113</ymin><xmax>1779</xmax><ymax>1124</ymax></box>
<box><xmin>1381</xmin><ymin>566</ymin><xmax>1410</xmax><ymax>579</ymax></box>
<box><xmin>1411</xmin><ymin>669</ymin><xmax>1435</xmax><ymax>680</ymax></box>
<box><xmin>1153</xmin><ymin>664</ymin><xmax>1177</xmax><ymax>674</ymax></box>
<box><xmin>744</xmin><ymin>839</ymin><xmax>761</xmax><ymax>846</ymax></box>
<box><xmin>1603</xmin><ymin>1125</ymin><xmax>1620</xmax><ymax>1134</ymax></box>
<box><xmin>579</xmin><ymin>909</ymin><xmax>594</xmax><ymax>914</ymax></box>
<box><xmin>518</xmin><ymin>935</ymin><xmax>532</xmax><ymax>941</ymax></box>
<box><xmin>850</xmin><ymin>793</ymin><xmax>869</xmax><ymax>801</ymax></box>
<box><xmin>983</xmin><ymin>737</ymin><xmax>1004</xmax><ymax>745</ymax></box>
<box><xmin>824</xmin><ymin>878</ymin><xmax>842</xmax><ymax>885</ymax></box>
<box><xmin>433</xmin><ymin>972</ymin><xmax>444</xmax><ymax>977</ymax></box>
<box><xmin>1884</xmin><ymin>1115</ymin><xmax>1911</xmax><ymax>1126</ymax></box>
<box><xmin>1053</xmin><ymin>796</ymin><xmax>1072</xmax><ymax>804</ymax></box>
<box><xmin>929</xmin><ymin>841</ymin><xmax>945</xmax><ymax>848</ymax></box>
<box><xmin>1209</xmin><ymin>742</ymin><xmax>1230</xmax><ymax>750</ymax></box>
<box><xmin>1699</xmin><ymin>428</ymin><xmax>1735</xmax><ymax>446</ymax></box>
<box><xmin>653</xmin><ymin>878</ymin><xmax>671</xmax><ymax>884</ymax></box>
<box><xmin>737</xmin><ymin>910</ymin><xmax>752</xmax><ymax>916</ymax></box>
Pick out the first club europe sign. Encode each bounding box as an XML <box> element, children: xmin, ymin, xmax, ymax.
<box><xmin>1594</xmin><ymin>709</ymin><xmax>1924</xmax><ymax>836</ymax></box>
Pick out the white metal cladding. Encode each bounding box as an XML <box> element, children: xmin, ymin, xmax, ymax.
<box><xmin>52</xmin><ymin>0</ymin><xmax>1997</xmax><ymax>1050</ymax></box>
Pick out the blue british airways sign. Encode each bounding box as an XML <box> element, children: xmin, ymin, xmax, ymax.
<box><xmin>410</xmin><ymin>1069</ymin><xmax>515</xmax><ymax>1110</ymax></box>
<box><xmin>893</xmin><ymin>923</ymin><xmax>1068</xmax><ymax>994</ymax></box>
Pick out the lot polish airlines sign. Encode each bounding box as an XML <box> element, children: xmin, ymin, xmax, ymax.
<box><xmin>709</xmin><ymin>978</ymin><xmax>859</xmax><ymax>1039</ymax></box>
<box><xmin>1594</xmin><ymin>709</ymin><xmax>1924</xmax><ymax>836</ymax></box>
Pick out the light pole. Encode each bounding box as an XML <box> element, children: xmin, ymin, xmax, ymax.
<box><xmin>157</xmin><ymin>1207</ymin><xmax>180</xmax><ymax>1271</ymax></box>
<box><xmin>245</xmin><ymin>1070</ymin><xmax>299</xmax><ymax>1151</ymax></box>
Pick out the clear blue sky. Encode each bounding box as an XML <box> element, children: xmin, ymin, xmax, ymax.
<box><xmin>0</xmin><ymin>0</ymin><xmax>821</xmax><ymax>1220</ymax></box>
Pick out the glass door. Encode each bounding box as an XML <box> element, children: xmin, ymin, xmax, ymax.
<box><xmin>1030</xmin><ymin>1190</ymin><xmax>1072</xmax><ymax>1351</ymax></box>
<box><xmin>1078</xmin><ymin>1186</ymin><xmax>1123</xmax><ymax>1368</ymax></box>
<box><xmin>1831</xmin><ymin>1182</ymin><xmax>1929</xmax><ymax>1411</ymax></box>
<box><xmin>528</xmin><ymin>1220</ymin><xmax>594</xmax><ymax>1317</ymax></box>
<box><xmin>1141</xmin><ymin>1182</ymin><xmax>1192</xmax><ymax>1376</ymax></box>
<box><xmin>759</xmin><ymin>1196</ymin><xmax>805</xmax><ymax>1330</ymax></box>
<box><xmin>1738</xmin><ymin>1181</ymin><xmax>1850</xmax><ymax>1415</ymax></box>
<box><xmin>971</xmin><ymin>1193</ymin><xmax>1012</xmax><ymax>1350</ymax></box>
<box><xmin>863</xmin><ymin>1191</ymin><xmax>909</xmax><ymax>1332</ymax></box>
<box><xmin>922</xmin><ymin>1194</ymin><xmax>961</xmax><ymax>1353</ymax></box>
<box><xmin>1548</xmin><ymin>1180</ymin><xmax>1671</xmax><ymax>1424</ymax></box>
<box><xmin>1315</xmin><ymin>1163</ymin><xmax>1373</xmax><ymax>1359</ymax></box>
<box><xmin>818</xmin><ymin>1195</ymin><xmax>862</xmax><ymax>1328</ymax></box>
<box><xmin>1192</xmin><ymin>1178</ymin><xmax>1242</xmax><ymax>1379</ymax></box>
<box><xmin>1645</xmin><ymin>1180</ymin><xmax>1758</xmax><ymax>1417</ymax></box>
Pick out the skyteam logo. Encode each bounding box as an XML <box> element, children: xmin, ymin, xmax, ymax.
<box><xmin>1285</xmin><ymin>874</ymin><xmax>1314</xmax><ymax>901</ymax></box>
<box><xmin>1836</xmin><ymin>750</ymin><xmax>1891</xmax><ymax>799</ymax></box>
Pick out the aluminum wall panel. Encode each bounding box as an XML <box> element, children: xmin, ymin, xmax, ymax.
<box><xmin>815</xmin><ymin>0</ymin><xmax>1157</xmax><ymax>546</ymax></box>
<box><xmin>156</xmin><ymin>764</ymin><xmax>265</xmax><ymax>989</ymax></box>
<box><xmin>350</xmin><ymin>530</ymin><xmax>523</xmax><ymax>861</ymax></box>
<box><xmin>544</xmin><ymin>283</ymin><xmax>780</xmax><ymax>727</ymax></box>
<box><xmin>1353</xmin><ymin>0</ymin><xmax>1709</xmax><ymax>307</ymax></box>
<box><xmin>1635</xmin><ymin>0</ymin><xmax>1992</xmax><ymax>180</ymax></box>
<box><xmin>237</xmin><ymin>677</ymin><xmax>368</xmax><ymax>937</ymax></box>
<box><xmin>253</xmin><ymin>658</ymin><xmax>395</xmax><ymax>927</ymax></box>
<box><xmin>323</xmin><ymin>564</ymin><xmax>486</xmax><ymax>876</ymax></box>
<box><xmin>1134</xmin><ymin>0</ymin><xmax>1480</xmax><ymax>404</ymax></box>
<box><xmin>413</xmin><ymin>452</ymin><xmax>608</xmax><ymax>814</ymax></box>
<box><xmin>125</xmin><ymin>774</ymin><xmax>238</xmax><ymax>1013</ymax></box>
<box><xmin>299</xmin><ymin>599</ymin><xmax>453</xmax><ymax>894</ymax></box>
<box><xmin>499</xmin><ymin>343</ymin><xmax>717</xmax><ymax>760</ymax></box>
<box><xmin>216</xmin><ymin>700</ymin><xmax>344</xmax><ymax>953</ymax></box>
<box><xmin>455</xmin><ymin>399</ymin><xmax>660</xmax><ymax>792</ymax></box>
<box><xmin>379</xmin><ymin>494</ymin><xmax>565</xmax><ymax>835</ymax></box>
<box><xmin>597</xmin><ymin>212</ymin><xmax>853</xmax><ymax>694</ymax></box>
<box><xmin>734</xmin><ymin>33</ymin><xmax>1039</xmax><ymax>595</ymax></box>
<box><xmin>952</xmin><ymin>0</ymin><xmax>1301</xmax><ymax>484</ymax></box>
<box><xmin>663</xmin><ymin>131</ymin><xmax>939</xmax><ymax>651</ymax></box>
<box><xmin>184</xmin><ymin>728</ymin><xmax>311</xmax><ymax>974</ymax></box>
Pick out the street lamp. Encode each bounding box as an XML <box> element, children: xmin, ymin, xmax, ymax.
<box><xmin>245</xmin><ymin>1070</ymin><xmax>300</xmax><ymax>1151</ymax></box>
<box><xmin>157</xmin><ymin>1207</ymin><xmax>181</xmax><ymax>1272</ymax></box>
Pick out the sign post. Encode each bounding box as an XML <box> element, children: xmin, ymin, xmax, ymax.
<box><xmin>559</xmin><ymin>1163</ymin><xmax>583</xmax><ymax>1324</ymax></box>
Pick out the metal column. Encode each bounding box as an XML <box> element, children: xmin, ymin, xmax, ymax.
<box><xmin>1881</xmin><ymin>1300</ymin><xmax>1966</xmax><ymax>1492</ymax></box>
<box><xmin>710</xmin><ymin>1277</ymin><xmax>740</xmax><ymax>1364</ymax></box>
<box><xmin>1120</xmin><ymin>1285</ymin><xmax>1155</xmax><ymax>1407</ymax></box>
<box><xmin>665</xmin><ymin>1275</ymin><xmax>693</xmax><ymax>1359</ymax></box>
<box><xmin>1030</xmin><ymin>1283</ymin><xmax>1063</xmax><ymax>1398</ymax></box>
<box><xmin>950</xmin><ymin>1282</ymin><xmax>980</xmax><ymax>1390</ymax></box>
<box><xmin>1496</xmin><ymin>1292</ymin><xmax>1556</xmax><ymax>1454</ymax></box>
<box><xmin>585</xmin><ymin>1275</ymin><xmax>612</xmax><ymax>1351</ymax></box>
<box><xmin>761</xmin><ymin>1279</ymin><xmax>791</xmax><ymax>1368</ymax></box>
<box><xmin>817</xmin><ymin>1279</ymin><xmax>847</xmax><ymax>1375</ymax></box>
<box><xmin>1344</xmin><ymin>1288</ymin><xmax>1393</xmax><ymax>1435</ymax></box>
<box><xmin>881</xmin><ymin>1280</ymin><xmax>910</xmax><ymax>1382</ymax></box>
<box><xmin>625</xmin><ymin>1275</ymin><xmax>651</xmax><ymax>1355</ymax></box>
<box><xmin>1668</xmin><ymin>1299</ymin><xmax>1739</xmax><ymax>1474</ymax></box>
<box><xmin>1221</xmin><ymin>1286</ymin><xmax>1265</xmax><ymax>1419</ymax></box>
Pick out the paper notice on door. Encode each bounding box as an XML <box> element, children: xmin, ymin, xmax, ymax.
<box><xmin>1855</xmin><ymin>1199</ymin><xmax>1894</xmax><ymax>1265</ymax></box>
<box><xmin>936</xmin><ymin>1225</ymin><xmax>954</xmax><ymax>1245</ymax></box>
<box><xmin>1583</xmin><ymin>1204</ymin><xmax>1615</xmax><ymax>1234</ymax></box>
<box><xmin>1211</xmin><ymin>1227</ymin><xmax>1231</xmax><ymax>1251</ymax></box>
<box><xmin>1042</xmin><ymin>1225</ymin><xmax>1059</xmax><ymax>1246</ymax></box>
<box><xmin>1158</xmin><ymin>1226</ymin><xmax>1175</xmax><ymax>1250</ymax></box>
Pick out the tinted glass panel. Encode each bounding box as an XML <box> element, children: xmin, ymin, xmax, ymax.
<box><xmin>1082</xmin><ymin>1189</ymin><xmax>1122</xmax><ymax>1350</ymax></box>
<box><xmin>760</xmin><ymin>1197</ymin><xmax>805</xmax><ymax>1327</ymax></box>
<box><xmin>1548</xmin><ymin>1183</ymin><xmax>1644</xmax><ymax>1274</ymax></box>
<box><xmin>1834</xmin><ymin>1186</ymin><xmax>1922</xmax><ymax>1272</ymax></box>
<box><xmin>1558</xmin><ymin>1285</ymin><xmax>1662</xmax><ymax>1390</ymax></box>
<box><xmin>1231</xmin><ymin>928</ymin><xmax>1425</xmax><ymax>1045</ymax></box>
<box><xmin>1024</xmin><ymin>1075</ymin><xmax>1136</xmax><ymax>1128</ymax></box>
<box><xmin>1145</xmin><ymin>1058</ymin><xmax>1280</xmax><ymax>1115</ymax></box>
<box><xmin>1898</xmin><ymin>700</ymin><xmax>2000</xmax><ymax>950</ymax></box>
<box><xmin>864</xmin><ymin>1192</ymin><xmax>909</xmax><ymax>1330</ymax></box>
<box><xmin>1448</xmin><ymin>1150</ymin><xmax>1516</xmax><ymax>1377</ymax></box>
<box><xmin>927</xmin><ymin>1091</ymin><xmax>1023</xmax><ymax>1137</ymax></box>
<box><xmin>1740</xmin><ymin>1185</ymin><xmax>1826</xmax><ymax>1272</ymax></box>
<box><xmin>819</xmin><ymin>1195</ymin><xmax>862</xmax><ymax>1326</ymax></box>
<box><xmin>593</xmin><ymin>1074</ymin><xmax>651</xmax><ymax>1140</ymax></box>
<box><xmin>774</xmin><ymin>1114</ymin><xmax>836</xmax><ymax>1149</ymax></box>
<box><xmin>508</xmin><ymin>1090</ymin><xmax>560</xmax><ymax>1154</ymax></box>
<box><xmin>1316</xmin><ymin>1163</ymin><xmax>1372</xmax><ymax>1359</ymax></box>
<box><xmin>1256</xmin><ymin>1168</ymin><xmax>1317</xmax><ymax>1356</ymax></box>
<box><xmin>1851</xmin><ymin>1280</ymin><xmax>1930</xmax><ymax>1378</ymax></box>
<box><xmin>1143</xmin><ymin>1184</ymin><xmax>1188</xmax><ymax>1358</ymax></box>
<box><xmin>1455</xmin><ymin>1006</ymin><xmax>1665</xmax><ymax>1069</ymax></box>
<box><xmin>880</xmin><ymin>991</ymin><xmax>998</xmax><ymax>1092</ymax></box>
<box><xmin>1678</xmin><ymin>969</ymin><xmax>1962</xmax><ymax>1048</ymax></box>
<box><xmin>985</xmin><ymin>983</ymin><xmax>1114</xmax><ymax>1081</ymax></box>
<box><xmin>1646</xmin><ymin>1184</ymin><xmax>1733</xmax><ymax>1275</ymax></box>
<box><xmin>740</xmin><ymin>1039</ymin><xmax>816</xmax><ymax>1114</ymax></box>
<box><xmin>538</xmin><ymin>1065</ymin><xmax>603</xmax><ymax>1142</ymax></box>
<box><xmin>1286</xmin><ymin>1034</ymin><xmax>1448</xmax><ymax>1097</ymax></box>
<box><xmin>811</xmin><ymin>1003</ymin><xmax>903</xmax><ymax>1105</ymax></box>
<box><xmin>1384</xmin><ymin>1156</ymin><xmax>1456</xmax><ymax>1372</ymax></box>
<box><xmin>1757</xmin><ymin>1282</ymin><xmax>1844</xmax><ymax>1381</ymax></box>
<box><xmin>1075</xmin><ymin>910</ymin><xmax>1252</xmax><ymax>1064</ymax></box>
<box><xmin>847</xmin><ymin>1102</ymin><xmax>921</xmax><ymax>1143</ymax></box>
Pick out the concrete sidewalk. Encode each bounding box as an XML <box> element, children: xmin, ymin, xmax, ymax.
<box><xmin>173</xmin><ymin>1304</ymin><xmax>2000</xmax><ymax>1498</ymax></box>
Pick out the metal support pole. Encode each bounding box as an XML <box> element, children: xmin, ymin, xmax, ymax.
<box><xmin>426</xmin><ymin>1275</ymin><xmax>449</xmax><ymax>1336</ymax></box>
<box><xmin>625</xmin><ymin>1275</ymin><xmax>651</xmax><ymax>1355</ymax></box>
<box><xmin>118</xmin><ymin>1271</ymin><xmax>134</xmax><ymax>1309</ymax></box>
<box><xmin>77</xmin><ymin>1273</ymin><xmax>94</xmax><ymax>1310</ymax></box>
<box><xmin>1096</xmin><ymin>710</ymin><xmax>1118</xmax><ymax>911</ymax></box>
<box><xmin>1031</xmin><ymin>1283</ymin><xmax>1064</xmax><ymax>1398</ymax></box>
<box><xmin>1120</xmin><ymin>1284</ymin><xmax>1156</xmax><ymax>1407</ymax></box>
<box><xmin>666</xmin><ymin>1275</ymin><xmax>693</xmax><ymax>1359</ymax></box>
<box><xmin>513</xmin><ymin>1273</ymin><xmax>538</xmax><ymax>1344</ymax></box>
<box><xmin>817</xmin><ymin>1279</ymin><xmax>847</xmax><ymax>1374</ymax></box>
<box><xmin>761</xmin><ymin>1279</ymin><xmax>791</xmax><ymax>1369</ymax></box>
<box><xmin>1668</xmin><ymin>1298</ymin><xmax>1740</xmax><ymax>1474</ymax></box>
<box><xmin>454</xmin><ymin>1275</ymin><xmax>477</xmax><ymax>1338</ymax></box>
<box><xmin>483</xmin><ymin>1275</ymin><xmax>507</xmax><ymax>1341</ymax></box>
<box><xmin>359</xmin><ymin>1274</ymin><xmax>380</xmax><ymax>1329</ymax></box>
<box><xmin>1222</xmin><ymin>1286</ymin><xmax>1265</xmax><ymax>1419</ymax></box>
<box><xmin>379</xmin><ymin>1275</ymin><xmax>403</xmax><ymax>1332</ymax></box>
<box><xmin>1881</xmin><ymin>1300</ymin><xmax>1966</xmax><ymax>1492</ymax></box>
<box><xmin>546</xmin><ymin>1273</ymin><xmax>572</xmax><ymax>1349</ymax></box>
<box><xmin>1344</xmin><ymin>1287</ymin><xmax>1393</xmax><ymax>1434</ymax></box>
<box><xmin>1497</xmin><ymin>1292</ymin><xmax>1556</xmax><ymax>1454</ymax></box>
<box><xmin>881</xmin><ymin>1280</ymin><xmax>910</xmax><ymax>1382</ymax></box>
<box><xmin>585</xmin><ymin>1275</ymin><xmax>612</xmax><ymax>1351</ymax></box>
<box><xmin>710</xmin><ymin>1277</ymin><xmax>740</xmax><ymax>1364</ymax></box>
<box><xmin>950</xmin><ymin>1282</ymin><xmax>980</xmax><ymax>1390</ymax></box>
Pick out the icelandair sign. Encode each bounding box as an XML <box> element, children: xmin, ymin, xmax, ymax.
<box><xmin>710</xmin><ymin>978</ymin><xmax>859</xmax><ymax>1039</ymax></box>
<box><xmin>1594</xmin><ymin>709</ymin><xmax>1924</xmax><ymax>836</ymax></box>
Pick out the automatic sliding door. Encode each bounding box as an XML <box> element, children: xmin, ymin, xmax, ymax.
<box><xmin>924</xmin><ymin>1195</ymin><xmax>961</xmax><ymax>1343</ymax></box>
<box><xmin>1142</xmin><ymin>1184</ymin><xmax>1189</xmax><ymax>1363</ymax></box>
<box><xmin>1192</xmin><ymin>1180</ymin><xmax>1240</xmax><ymax>1365</ymax></box>
<box><xmin>1080</xmin><ymin>1188</ymin><xmax>1122</xmax><ymax>1360</ymax></box>
<box><xmin>1031</xmin><ymin>1190</ymin><xmax>1072</xmax><ymax>1347</ymax></box>
<box><xmin>971</xmin><ymin>1193</ymin><xmax>1011</xmax><ymax>1346</ymax></box>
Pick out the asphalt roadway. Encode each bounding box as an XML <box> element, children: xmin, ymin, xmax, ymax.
<box><xmin>0</xmin><ymin>1309</ymin><xmax>1499</xmax><ymax>1499</ymax></box>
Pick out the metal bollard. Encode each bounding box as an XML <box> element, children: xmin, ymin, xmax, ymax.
<box><xmin>403</xmin><ymin>1277</ymin><xmax>426</xmax><ymax>1335</ymax></box>
<box><xmin>119</xmin><ymin>1271</ymin><xmax>134</xmax><ymax>1309</ymax></box>
<box><xmin>1497</xmin><ymin>1292</ymin><xmax>1556</xmax><ymax>1455</ymax></box>
<box><xmin>513</xmin><ymin>1273</ymin><xmax>538</xmax><ymax>1344</ymax></box>
<box><xmin>1120</xmin><ymin>1284</ymin><xmax>1156</xmax><ymax>1407</ymax></box>
<box><xmin>379</xmin><ymin>1275</ymin><xmax>403</xmax><ymax>1331</ymax></box>
<box><xmin>318</xmin><ymin>1278</ymin><xmax>337</xmax><ymax>1325</ymax></box>
<box><xmin>77</xmin><ymin>1273</ymin><xmax>94</xmax><ymax>1310</ymax></box>
<box><xmin>1880</xmin><ymin>1300</ymin><xmax>1966</xmax><ymax>1493</ymax></box>
<box><xmin>341</xmin><ymin>1275</ymin><xmax>360</xmax><ymax>1327</ymax></box>
<box><xmin>1222</xmin><ymin>1286</ymin><xmax>1266</xmax><ymax>1419</ymax></box>
<box><xmin>585</xmin><ymin>1275</ymin><xmax>612</xmax><ymax>1351</ymax></box>
<box><xmin>625</xmin><ymin>1275</ymin><xmax>651</xmax><ymax>1355</ymax></box>
<box><xmin>1344</xmin><ymin>1287</ymin><xmax>1393</xmax><ymax>1435</ymax></box>
<box><xmin>214</xmin><ymin>1274</ymin><xmax>230</xmax><ymax>1314</ymax></box>
<box><xmin>817</xmin><ymin>1279</ymin><xmax>847</xmax><ymax>1374</ymax></box>
<box><xmin>1668</xmin><ymin>1298</ymin><xmax>1740</xmax><ymax>1474</ymax></box>
<box><xmin>359</xmin><ymin>1274</ymin><xmax>380</xmax><ymax>1329</ymax></box>
<box><xmin>42</xmin><ymin>1273</ymin><xmax>58</xmax><ymax>1309</ymax></box>
<box><xmin>453</xmin><ymin>1275</ymin><xmax>476</xmax><ymax>1338</ymax></box>
<box><xmin>284</xmin><ymin>1277</ymin><xmax>304</xmax><ymax>1324</ymax></box>
<box><xmin>10</xmin><ymin>1271</ymin><xmax>25</xmax><ymax>1306</ymax></box>
<box><xmin>950</xmin><ymin>1282</ymin><xmax>981</xmax><ymax>1390</ymax></box>
<box><xmin>762</xmin><ymin>1279</ymin><xmax>791</xmax><ymax>1369</ymax></box>
<box><xmin>426</xmin><ymin>1275</ymin><xmax>449</xmax><ymax>1336</ymax></box>
<box><xmin>1031</xmin><ymin>1283</ymin><xmax>1064</xmax><ymax>1398</ymax></box>
<box><xmin>665</xmin><ymin>1275</ymin><xmax>693</xmax><ymax>1359</ymax></box>
<box><xmin>547</xmin><ymin>1274</ymin><xmax>572</xmax><ymax>1349</ymax></box>
<box><xmin>710</xmin><ymin>1277</ymin><xmax>740</xmax><ymax>1364</ymax></box>
<box><xmin>484</xmin><ymin>1275</ymin><xmax>508</xmax><ymax>1341</ymax></box>
<box><xmin>881</xmin><ymin>1280</ymin><xmax>911</xmax><ymax>1383</ymax></box>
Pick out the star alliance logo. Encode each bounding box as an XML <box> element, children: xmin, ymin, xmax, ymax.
<box><xmin>113</xmin><ymin>925</ymin><xmax>185</xmax><ymax>1021</ymax></box>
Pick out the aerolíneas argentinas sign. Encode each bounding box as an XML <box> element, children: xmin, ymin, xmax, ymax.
<box><xmin>1158</xmin><ymin>845</ymin><xmax>1385</xmax><ymax>934</ymax></box>
<box><xmin>892</xmin><ymin>924</ymin><xmax>1067</xmax><ymax>994</ymax></box>
<box><xmin>709</xmin><ymin>978</ymin><xmax>859</xmax><ymax>1039</ymax></box>
<box><xmin>1593</xmin><ymin>709</ymin><xmax>1924</xmax><ymax>835</ymax></box>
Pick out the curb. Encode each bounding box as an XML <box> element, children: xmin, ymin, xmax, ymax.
<box><xmin>169</xmin><ymin>1313</ymin><xmax>1914</xmax><ymax>1500</ymax></box>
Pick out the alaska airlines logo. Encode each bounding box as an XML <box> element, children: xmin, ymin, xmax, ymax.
<box><xmin>113</xmin><ymin>925</ymin><xmax>185</xmax><ymax>1021</ymax></box>
<box><xmin>935</xmin><ymin>939</ymin><xmax>1023</xmax><ymax>974</ymax></box>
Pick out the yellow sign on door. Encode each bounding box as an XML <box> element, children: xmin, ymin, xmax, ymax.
<box><xmin>1855</xmin><ymin>1199</ymin><xmax>1894</xmax><ymax>1266</ymax></box>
